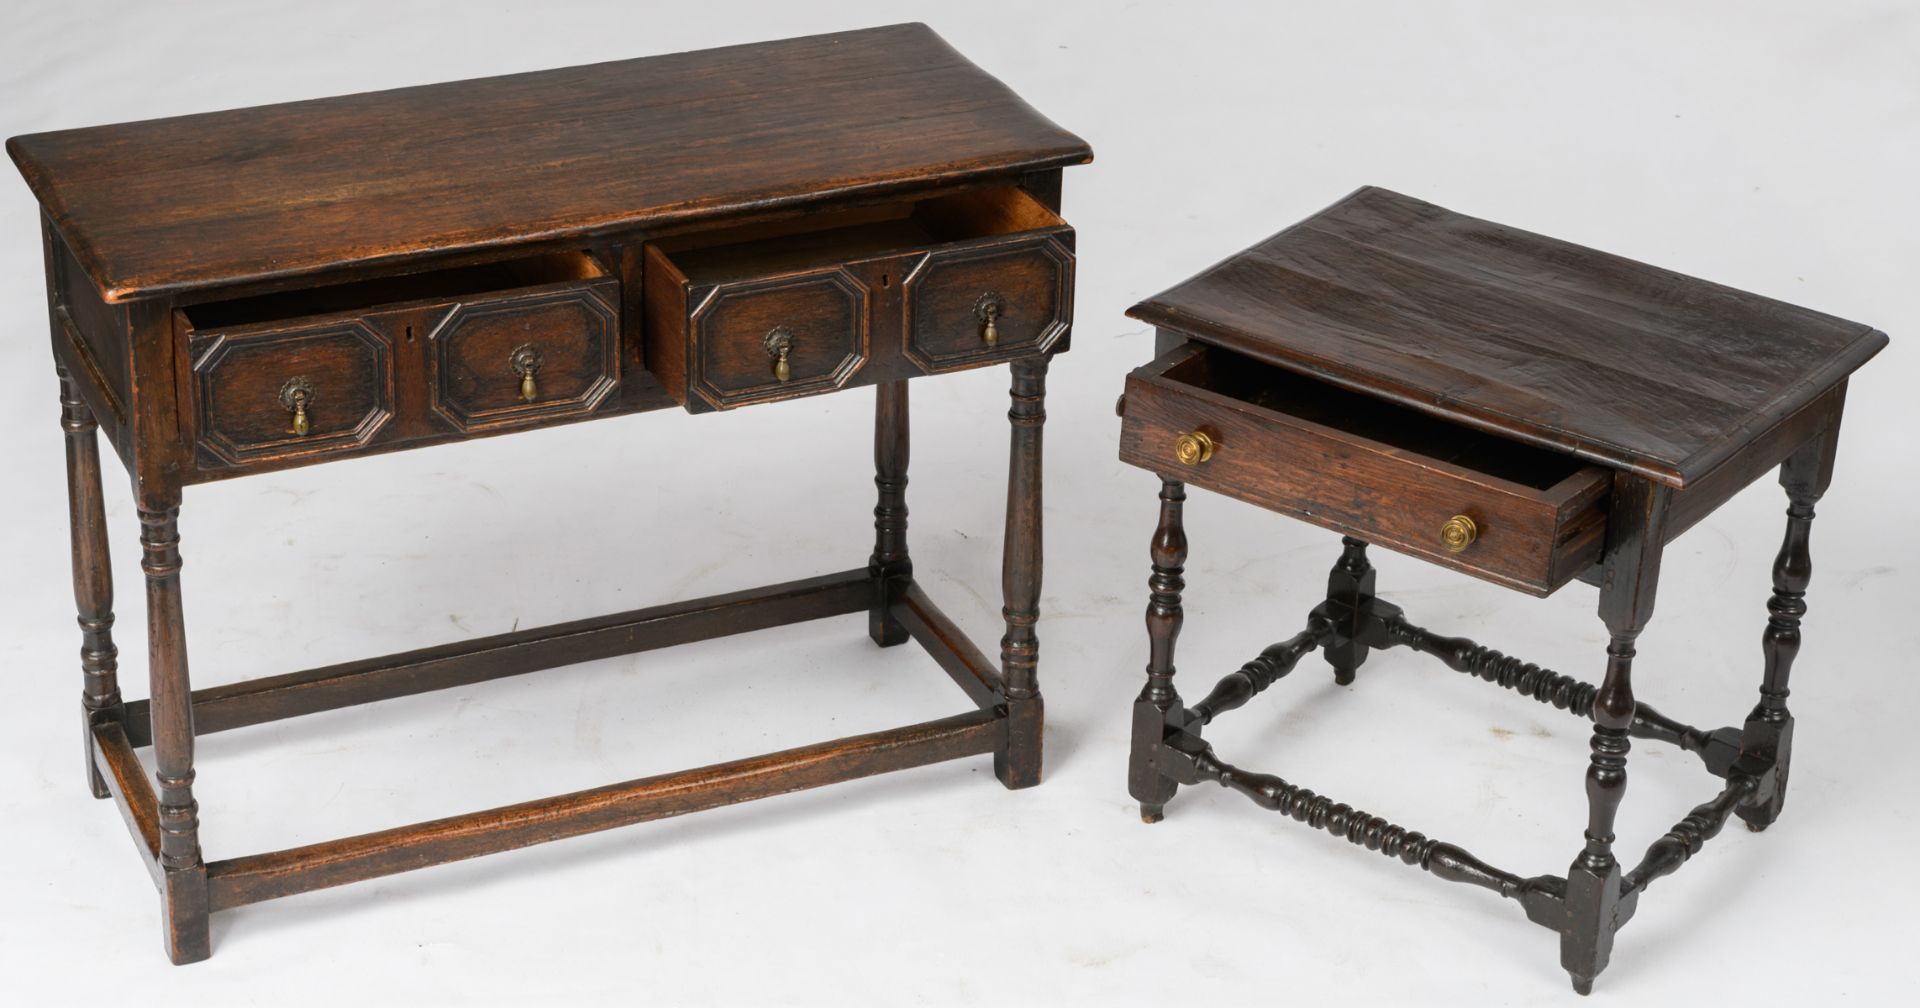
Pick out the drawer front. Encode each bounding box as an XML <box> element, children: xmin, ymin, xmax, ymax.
<box><xmin>190</xmin><ymin>319</ymin><xmax>394</xmax><ymax>465</ymax></box>
<box><xmin>644</xmin><ymin>185</ymin><xmax>1075</xmax><ymax>412</ymax></box>
<box><xmin>428</xmin><ymin>278</ymin><xmax>619</xmax><ymax>432</ymax></box>
<box><xmin>1118</xmin><ymin>352</ymin><xmax>1609</xmax><ymax>595</ymax></box>
<box><xmin>181</xmin><ymin>250</ymin><xmax>618</xmax><ymax>472</ymax></box>
<box><xmin>903</xmin><ymin>232</ymin><xmax>1073</xmax><ymax>371</ymax></box>
<box><xmin>689</xmin><ymin>270</ymin><xmax>869</xmax><ymax>409</ymax></box>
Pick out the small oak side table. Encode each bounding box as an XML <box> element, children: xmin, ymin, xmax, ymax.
<box><xmin>10</xmin><ymin>24</ymin><xmax>1089</xmax><ymax>963</ymax></box>
<box><xmin>1117</xmin><ymin>186</ymin><xmax>1886</xmax><ymax>993</ymax></box>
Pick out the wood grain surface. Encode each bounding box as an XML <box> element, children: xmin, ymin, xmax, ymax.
<box><xmin>1119</xmin><ymin>345</ymin><xmax>1609</xmax><ymax>595</ymax></box>
<box><xmin>1127</xmin><ymin>186</ymin><xmax>1886</xmax><ymax>488</ymax></box>
<box><xmin>8</xmin><ymin>23</ymin><xmax>1091</xmax><ymax>302</ymax></box>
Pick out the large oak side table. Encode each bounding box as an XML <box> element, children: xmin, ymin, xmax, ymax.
<box><xmin>1117</xmin><ymin>187</ymin><xmax>1886</xmax><ymax>993</ymax></box>
<box><xmin>9</xmin><ymin>24</ymin><xmax>1089</xmax><ymax>963</ymax></box>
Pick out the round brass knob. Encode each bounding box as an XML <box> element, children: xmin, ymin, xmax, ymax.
<box><xmin>1173</xmin><ymin>430</ymin><xmax>1215</xmax><ymax>466</ymax></box>
<box><xmin>1440</xmin><ymin>514</ymin><xmax>1478</xmax><ymax>553</ymax></box>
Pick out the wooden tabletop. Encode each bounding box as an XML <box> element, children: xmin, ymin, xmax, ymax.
<box><xmin>1128</xmin><ymin>187</ymin><xmax>1886</xmax><ymax>488</ymax></box>
<box><xmin>8</xmin><ymin>23</ymin><xmax>1091</xmax><ymax>303</ymax></box>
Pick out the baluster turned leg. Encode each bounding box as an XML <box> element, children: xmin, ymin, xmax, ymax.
<box><xmin>1316</xmin><ymin>537</ymin><xmax>1377</xmax><ymax>685</ymax></box>
<box><xmin>995</xmin><ymin>358</ymin><xmax>1047</xmax><ymax>789</ymax></box>
<box><xmin>58</xmin><ymin>366</ymin><xmax>121</xmax><ymax>798</ymax></box>
<box><xmin>1130</xmin><ymin>480</ymin><xmax>1192</xmax><ymax>823</ymax></box>
<box><xmin>1739</xmin><ymin>423</ymin><xmax>1839</xmax><ymax>832</ymax></box>
<box><xmin>1565</xmin><ymin>475</ymin><xmax>1671</xmax><ymax>996</ymax></box>
<box><xmin>869</xmin><ymin>381</ymin><xmax>912</xmax><ymax>647</ymax></box>
<box><xmin>140</xmin><ymin>499</ymin><xmax>209</xmax><ymax>963</ymax></box>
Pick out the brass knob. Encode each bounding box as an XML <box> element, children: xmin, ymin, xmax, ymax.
<box><xmin>1441</xmin><ymin>514</ymin><xmax>1478</xmax><ymax>553</ymax></box>
<box><xmin>510</xmin><ymin>344</ymin><xmax>543</xmax><ymax>402</ymax></box>
<box><xmin>765</xmin><ymin>327</ymin><xmax>794</xmax><ymax>382</ymax></box>
<box><xmin>1173</xmin><ymin>430</ymin><xmax>1215</xmax><ymax>465</ymax></box>
<box><xmin>279</xmin><ymin>377</ymin><xmax>315</xmax><ymax>436</ymax></box>
<box><xmin>975</xmin><ymin>292</ymin><xmax>1004</xmax><ymax>346</ymax></box>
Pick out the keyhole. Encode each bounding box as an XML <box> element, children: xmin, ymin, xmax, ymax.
<box><xmin>881</xmin><ymin>273</ymin><xmax>891</xmax><ymax>288</ymax></box>
<box><xmin>404</xmin><ymin>325</ymin><xmax>414</xmax><ymax>343</ymax></box>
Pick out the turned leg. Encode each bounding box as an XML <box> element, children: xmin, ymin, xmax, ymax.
<box><xmin>995</xmin><ymin>357</ymin><xmax>1046</xmax><ymax>789</ymax></box>
<box><xmin>1739</xmin><ymin>424</ymin><xmax>1839</xmax><ymax>832</ymax></box>
<box><xmin>140</xmin><ymin>500</ymin><xmax>210</xmax><ymax>963</ymax></box>
<box><xmin>1565</xmin><ymin>476</ymin><xmax>1671</xmax><ymax>995</ymax></box>
<box><xmin>1129</xmin><ymin>479</ymin><xmax>1197</xmax><ymax>822</ymax></box>
<box><xmin>1315</xmin><ymin>537</ymin><xmax>1377</xmax><ymax>685</ymax></box>
<box><xmin>58</xmin><ymin>366</ymin><xmax>121</xmax><ymax>798</ymax></box>
<box><xmin>868</xmin><ymin>380</ymin><xmax>912</xmax><ymax>647</ymax></box>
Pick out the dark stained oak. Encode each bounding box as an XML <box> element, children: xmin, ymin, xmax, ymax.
<box><xmin>17</xmin><ymin>25</ymin><xmax>1085</xmax><ymax>964</ymax></box>
<box><xmin>896</xmin><ymin>582</ymin><xmax>1005</xmax><ymax>710</ymax></box>
<box><xmin>1128</xmin><ymin>479</ymin><xmax>1191</xmax><ymax>824</ymax></box>
<box><xmin>1120</xmin><ymin>187</ymin><xmax>1882</xmax><ymax>995</ymax></box>
<box><xmin>1564</xmin><ymin>474</ymin><xmax>1671</xmax><ymax>994</ymax></box>
<box><xmin>204</xmin><ymin>709</ymin><xmax>1005</xmax><ymax>911</ymax></box>
<box><xmin>425</xmin><ymin>278</ymin><xmax>621</xmax><ymax>433</ymax></box>
<box><xmin>188</xmin><ymin>314</ymin><xmax>395</xmax><ymax>464</ymax></box>
<box><xmin>8</xmin><ymin>23</ymin><xmax>1091</xmax><ymax>303</ymax></box>
<box><xmin>1737</xmin><ymin>423</ymin><xmax>1840</xmax><ymax>832</ymax></box>
<box><xmin>869</xmin><ymin>382</ymin><xmax>912</xmax><ymax>646</ymax></box>
<box><xmin>91</xmin><ymin>722</ymin><xmax>162</xmax><ymax>879</ymax></box>
<box><xmin>904</xmin><ymin>221</ymin><xmax>1073</xmax><ymax>369</ymax></box>
<box><xmin>1156</xmin><ymin>728</ymin><xmax>1557</xmax><ymax>906</ymax></box>
<box><xmin>643</xmin><ymin>185</ymin><xmax>1072</xmax><ymax>412</ymax></box>
<box><xmin>995</xmin><ymin>356</ymin><xmax>1050</xmax><ymax>789</ymax></box>
<box><xmin>1315</xmin><ymin>537</ymin><xmax>1376</xmax><ymax>685</ymax></box>
<box><xmin>138</xmin><ymin>501</ymin><xmax>209</xmax><ymax>964</ymax></box>
<box><xmin>1127</xmin><ymin>186</ymin><xmax>1886</xmax><ymax>488</ymax></box>
<box><xmin>120</xmin><ymin>570</ymin><xmax>875</xmax><ymax>744</ymax></box>
<box><xmin>1380</xmin><ymin>612</ymin><xmax>1718</xmax><ymax>762</ymax></box>
<box><xmin>1188</xmin><ymin>624</ymin><xmax>1326</xmax><ymax>725</ymax></box>
<box><xmin>645</xmin><ymin>247</ymin><xmax>870</xmax><ymax>410</ymax></box>
<box><xmin>59</xmin><ymin>366</ymin><xmax>121</xmax><ymax>798</ymax></box>
<box><xmin>1120</xmin><ymin>343</ymin><xmax>1610</xmax><ymax>595</ymax></box>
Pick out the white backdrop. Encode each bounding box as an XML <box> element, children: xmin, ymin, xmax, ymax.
<box><xmin>2</xmin><ymin>2</ymin><xmax>1914</xmax><ymax>1004</ymax></box>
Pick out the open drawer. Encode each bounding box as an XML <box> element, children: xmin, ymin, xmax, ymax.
<box><xmin>1118</xmin><ymin>344</ymin><xmax>1612</xmax><ymax>595</ymax></box>
<box><xmin>643</xmin><ymin>185</ymin><xmax>1074</xmax><ymax>411</ymax></box>
<box><xmin>178</xmin><ymin>251</ymin><xmax>620</xmax><ymax>467</ymax></box>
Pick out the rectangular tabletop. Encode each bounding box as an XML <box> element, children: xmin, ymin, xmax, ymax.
<box><xmin>8</xmin><ymin>23</ymin><xmax>1091</xmax><ymax>303</ymax></box>
<box><xmin>1128</xmin><ymin>187</ymin><xmax>1886</xmax><ymax>488</ymax></box>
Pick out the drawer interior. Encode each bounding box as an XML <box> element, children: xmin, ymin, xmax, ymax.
<box><xmin>652</xmin><ymin>185</ymin><xmax>1066</xmax><ymax>283</ymax></box>
<box><xmin>1163</xmin><ymin>346</ymin><xmax>1593</xmax><ymax>492</ymax></box>
<box><xmin>181</xmin><ymin>250</ymin><xmax>609</xmax><ymax>330</ymax></box>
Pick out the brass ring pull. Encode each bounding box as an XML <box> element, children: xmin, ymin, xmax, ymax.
<box><xmin>279</xmin><ymin>377</ymin><xmax>315</xmax><ymax>436</ymax></box>
<box><xmin>1173</xmin><ymin>430</ymin><xmax>1215</xmax><ymax>465</ymax></box>
<box><xmin>1441</xmin><ymin>514</ymin><xmax>1479</xmax><ymax>553</ymax></box>
<box><xmin>510</xmin><ymin>344</ymin><xmax>543</xmax><ymax>402</ymax></box>
<box><xmin>765</xmin><ymin>327</ymin><xmax>793</xmax><ymax>382</ymax></box>
<box><xmin>974</xmin><ymin>291</ymin><xmax>1004</xmax><ymax>346</ymax></box>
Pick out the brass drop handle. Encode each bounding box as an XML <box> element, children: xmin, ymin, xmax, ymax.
<box><xmin>510</xmin><ymin>344</ymin><xmax>543</xmax><ymax>402</ymax></box>
<box><xmin>1441</xmin><ymin>514</ymin><xmax>1479</xmax><ymax>553</ymax></box>
<box><xmin>1173</xmin><ymin>430</ymin><xmax>1215</xmax><ymax>465</ymax></box>
<box><xmin>766</xmin><ymin>327</ymin><xmax>794</xmax><ymax>382</ymax></box>
<box><xmin>280</xmin><ymin>377</ymin><xmax>315</xmax><ymax>436</ymax></box>
<box><xmin>975</xmin><ymin>292</ymin><xmax>1004</xmax><ymax>346</ymax></box>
